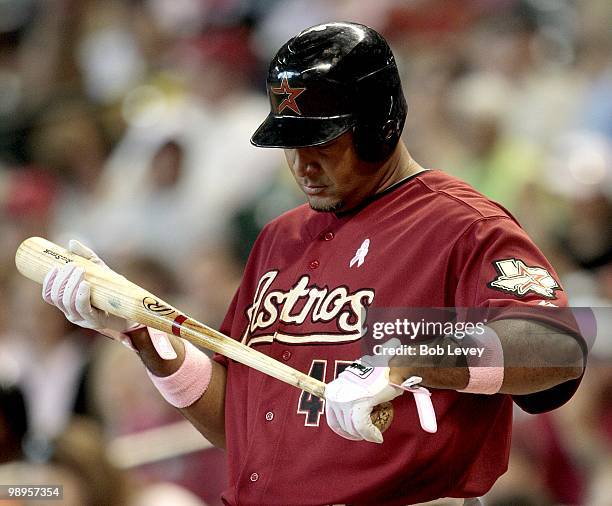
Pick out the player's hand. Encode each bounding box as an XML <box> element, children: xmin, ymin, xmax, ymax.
<box><xmin>41</xmin><ymin>239</ymin><xmax>176</xmax><ymax>360</ymax></box>
<box><xmin>325</xmin><ymin>339</ymin><xmax>404</xmax><ymax>444</ymax></box>
<box><xmin>42</xmin><ymin>240</ymin><xmax>129</xmax><ymax>331</ymax></box>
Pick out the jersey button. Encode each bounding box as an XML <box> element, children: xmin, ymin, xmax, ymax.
<box><xmin>265</xmin><ymin>411</ymin><xmax>274</xmax><ymax>421</ymax></box>
<box><xmin>323</xmin><ymin>231</ymin><xmax>334</xmax><ymax>241</ymax></box>
<box><xmin>281</xmin><ymin>350</ymin><xmax>292</xmax><ymax>361</ymax></box>
<box><xmin>249</xmin><ymin>473</ymin><xmax>259</xmax><ymax>482</ymax></box>
<box><xmin>309</xmin><ymin>260</ymin><xmax>319</xmax><ymax>269</ymax></box>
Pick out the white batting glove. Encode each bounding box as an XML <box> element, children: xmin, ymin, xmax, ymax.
<box><xmin>325</xmin><ymin>338</ymin><xmax>438</xmax><ymax>443</ymax></box>
<box><xmin>42</xmin><ymin>240</ymin><xmax>126</xmax><ymax>330</ymax></box>
<box><xmin>42</xmin><ymin>240</ymin><xmax>176</xmax><ymax>360</ymax></box>
<box><xmin>325</xmin><ymin>339</ymin><xmax>404</xmax><ymax>444</ymax></box>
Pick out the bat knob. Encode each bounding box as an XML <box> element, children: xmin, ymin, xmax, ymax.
<box><xmin>371</xmin><ymin>401</ymin><xmax>394</xmax><ymax>433</ymax></box>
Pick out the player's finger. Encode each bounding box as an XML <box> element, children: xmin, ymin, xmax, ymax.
<box><xmin>352</xmin><ymin>403</ymin><xmax>383</xmax><ymax>444</ymax></box>
<box><xmin>69</xmin><ymin>239</ymin><xmax>94</xmax><ymax>259</ymax></box>
<box><xmin>336</xmin><ymin>408</ymin><xmax>363</xmax><ymax>441</ymax></box>
<box><xmin>62</xmin><ymin>267</ymin><xmax>85</xmax><ymax>322</ymax></box>
<box><xmin>339</xmin><ymin>404</ymin><xmax>361</xmax><ymax>437</ymax></box>
<box><xmin>42</xmin><ymin>267</ymin><xmax>59</xmax><ymax>304</ymax></box>
<box><xmin>74</xmin><ymin>281</ymin><xmax>102</xmax><ymax>327</ymax></box>
<box><xmin>69</xmin><ymin>239</ymin><xmax>107</xmax><ymax>267</ymax></box>
<box><xmin>325</xmin><ymin>404</ymin><xmax>361</xmax><ymax>441</ymax></box>
<box><xmin>50</xmin><ymin>263</ymin><xmax>76</xmax><ymax>314</ymax></box>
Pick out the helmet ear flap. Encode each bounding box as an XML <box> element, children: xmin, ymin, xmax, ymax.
<box><xmin>354</xmin><ymin>121</ymin><xmax>401</xmax><ymax>163</ymax></box>
<box><xmin>352</xmin><ymin>65</ymin><xmax>407</xmax><ymax>163</ymax></box>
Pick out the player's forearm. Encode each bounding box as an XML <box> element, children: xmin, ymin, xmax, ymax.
<box><xmin>128</xmin><ymin>328</ymin><xmax>227</xmax><ymax>448</ymax></box>
<box><xmin>180</xmin><ymin>361</ymin><xmax>227</xmax><ymax>448</ymax></box>
<box><xmin>488</xmin><ymin>319</ymin><xmax>584</xmax><ymax>394</ymax></box>
<box><xmin>389</xmin><ymin>319</ymin><xmax>584</xmax><ymax>395</ymax></box>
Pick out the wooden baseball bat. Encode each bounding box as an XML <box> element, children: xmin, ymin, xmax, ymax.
<box><xmin>15</xmin><ymin>237</ymin><xmax>393</xmax><ymax>431</ymax></box>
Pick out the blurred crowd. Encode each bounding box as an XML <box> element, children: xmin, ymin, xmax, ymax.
<box><xmin>0</xmin><ymin>0</ymin><xmax>610</xmax><ymax>505</ymax></box>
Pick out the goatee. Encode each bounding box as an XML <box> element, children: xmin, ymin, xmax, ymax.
<box><xmin>309</xmin><ymin>200</ymin><xmax>345</xmax><ymax>212</ymax></box>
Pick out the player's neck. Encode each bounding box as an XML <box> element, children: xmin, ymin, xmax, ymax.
<box><xmin>375</xmin><ymin>142</ymin><xmax>426</xmax><ymax>195</ymax></box>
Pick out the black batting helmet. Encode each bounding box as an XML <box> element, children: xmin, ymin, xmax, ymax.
<box><xmin>251</xmin><ymin>22</ymin><xmax>407</xmax><ymax>163</ymax></box>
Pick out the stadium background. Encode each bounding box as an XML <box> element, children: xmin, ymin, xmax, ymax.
<box><xmin>0</xmin><ymin>0</ymin><xmax>610</xmax><ymax>504</ymax></box>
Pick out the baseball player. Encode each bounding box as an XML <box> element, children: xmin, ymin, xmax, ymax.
<box><xmin>43</xmin><ymin>22</ymin><xmax>586</xmax><ymax>505</ymax></box>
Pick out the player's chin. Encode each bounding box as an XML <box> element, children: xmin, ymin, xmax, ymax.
<box><xmin>308</xmin><ymin>195</ymin><xmax>344</xmax><ymax>213</ymax></box>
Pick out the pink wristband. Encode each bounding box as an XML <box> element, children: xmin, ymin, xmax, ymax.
<box><xmin>458</xmin><ymin>327</ymin><xmax>504</xmax><ymax>395</ymax></box>
<box><xmin>147</xmin><ymin>340</ymin><xmax>213</xmax><ymax>408</ymax></box>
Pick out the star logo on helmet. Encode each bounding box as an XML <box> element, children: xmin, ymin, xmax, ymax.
<box><xmin>271</xmin><ymin>78</ymin><xmax>306</xmax><ymax>115</ymax></box>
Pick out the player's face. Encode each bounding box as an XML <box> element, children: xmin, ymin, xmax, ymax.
<box><xmin>284</xmin><ymin>132</ymin><xmax>382</xmax><ymax>212</ymax></box>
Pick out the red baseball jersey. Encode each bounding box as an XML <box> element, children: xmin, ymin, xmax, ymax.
<box><xmin>215</xmin><ymin>170</ymin><xmax>582</xmax><ymax>505</ymax></box>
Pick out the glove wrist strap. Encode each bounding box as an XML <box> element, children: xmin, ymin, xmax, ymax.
<box><xmin>391</xmin><ymin>376</ymin><xmax>437</xmax><ymax>433</ymax></box>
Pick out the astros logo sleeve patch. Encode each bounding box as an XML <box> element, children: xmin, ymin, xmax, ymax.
<box><xmin>488</xmin><ymin>258</ymin><xmax>561</xmax><ymax>299</ymax></box>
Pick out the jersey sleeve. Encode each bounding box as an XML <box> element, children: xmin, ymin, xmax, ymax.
<box><xmin>451</xmin><ymin>216</ymin><xmax>586</xmax><ymax>413</ymax></box>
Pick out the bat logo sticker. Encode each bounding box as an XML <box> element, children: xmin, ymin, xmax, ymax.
<box><xmin>43</xmin><ymin>248</ymin><xmax>72</xmax><ymax>264</ymax></box>
<box><xmin>142</xmin><ymin>296</ymin><xmax>176</xmax><ymax>316</ymax></box>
